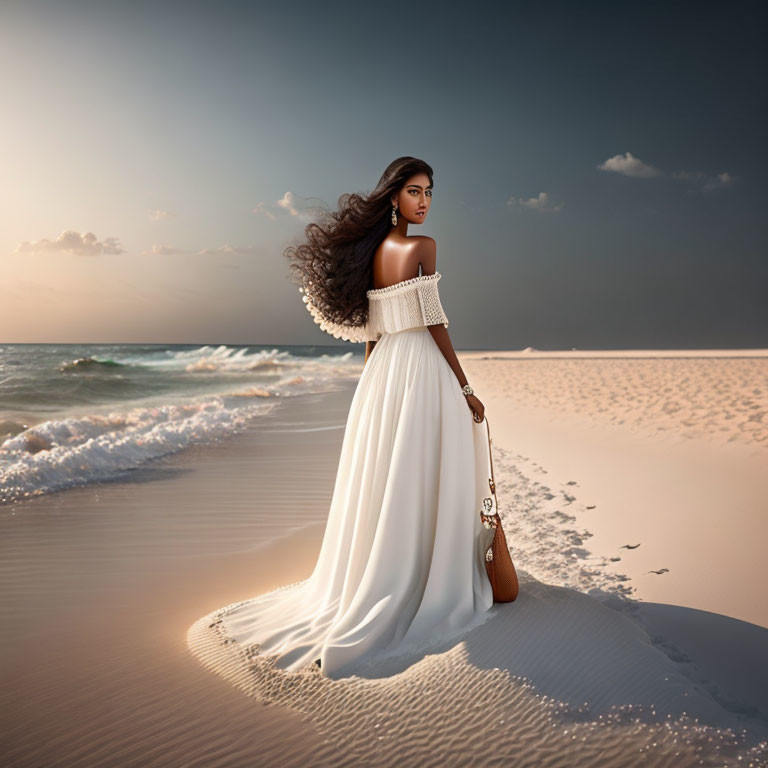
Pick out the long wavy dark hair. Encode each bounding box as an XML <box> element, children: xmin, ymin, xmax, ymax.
<box><xmin>284</xmin><ymin>156</ymin><xmax>434</xmax><ymax>328</ymax></box>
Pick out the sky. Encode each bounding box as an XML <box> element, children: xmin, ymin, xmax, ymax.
<box><xmin>0</xmin><ymin>0</ymin><xmax>766</xmax><ymax>349</ymax></box>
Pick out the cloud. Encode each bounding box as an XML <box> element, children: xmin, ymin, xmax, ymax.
<box><xmin>599</xmin><ymin>152</ymin><xmax>736</xmax><ymax>192</ymax></box>
<box><xmin>148</xmin><ymin>209</ymin><xmax>176</xmax><ymax>222</ymax></box>
<box><xmin>703</xmin><ymin>172</ymin><xmax>735</xmax><ymax>191</ymax></box>
<box><xmin>597</xmin><ymin>152</ymin><xmax>662</xmax><ymax>178</ymax></box>
<box><xmin>141</xmin><ymin>244</ymin><xmax>191</xmax><ymax>256</ymax></box>
<box><xmin>252</xmin><ymin>202</ymin><xmax>276</xmax><ymax>220</ymax></box>
<box><xmin>276</xmin><ymin>191</ymin><xmax>304</xmax><ymax>217</ymax></box>
<box><xmin>253</xmin><ymin>191</ymin><xmax>327</xmax><ymax>222</ymax></box>
<box><xmin>507</xmin><ymin>192</ymin><xmax>563</xmax><ymax>212</ymax></box>
<box><xmin>672</xmin><ymin>169</ymin><xmax>736</xmax><ymax>192</ymax></box>
<box><xmin>195</xmin><ymin>244</ymin><xmax>262</xmax><ymax>257</ymax></box>
<box><xmin>14</xmin><ymin>230</ymin><xmax>125</xmax><ymax>256</ymax></box>
<box><xmin>141</xmin><ymin>243</ymin><xmax>261</xmax><ymax>258</ymax></box>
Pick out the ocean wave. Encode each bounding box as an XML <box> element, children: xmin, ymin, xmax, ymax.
<box><xmin>0</xmin><ymin>395</ymin><xmax>279</xmax><ymax>505</ymax></box>
<box><xmin>0</xmin><ymin>344</ymin><xmax>363</xmax><ymax>503</ymax></box>
<box><xmin>162</xmin><ymin>344</ymin><xmax>356</xmax><ymax>375</ymax></box>
<box><xmin>60</xmin><ymin>357</ymin><xmax>123</xmax><ymax>372</ymax></box>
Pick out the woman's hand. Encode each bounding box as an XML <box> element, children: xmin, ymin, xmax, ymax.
<box><xmin>466</xmin><ymin>393</ymin><xmax>485</xmax><ymax>423</ymax></box>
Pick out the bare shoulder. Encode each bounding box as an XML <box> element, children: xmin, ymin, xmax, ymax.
<box><xmin>408</xmin><ymin>235</ymin><xmax>436</xmax><ymax>252</ymax></box>
<box><xmin>408</xmin><ymin>235</ymin><xmax>437</xmax><ymax>275</ymax></box>
<box><xmin>373</xmin><ymin>235</ymin><xmax>438</xmax><ymax>285</ymax></box>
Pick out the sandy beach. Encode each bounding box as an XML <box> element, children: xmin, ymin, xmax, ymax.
<box><xmin>460</xmin><ymin>348</ymin><xmax>768</xmax><ymax>628</ymax></box>
<box><xmin>3</xmin><ymin>0</ymin><xmax>765</xmax><ymax>764</ymax></box>
<box><xmin>4</xmin><ymin>350</ymin><xmax>768</xmax><ymax>766</ymax></box>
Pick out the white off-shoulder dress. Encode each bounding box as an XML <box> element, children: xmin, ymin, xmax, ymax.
<box><xmin>216</xmin><ymin>270</ymin><xmax>495</xmax><ymax>678</ymax></box>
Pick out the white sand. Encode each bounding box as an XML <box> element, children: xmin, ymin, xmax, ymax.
<box><xmin>187</xmin><ymin>350</ymin><xmax>768</xmax><ymax>766</ymax></box>
<box><xmin>461</xmin><ymin>350</ymin><xmax>768</xmax><ymax>626</ymax></box>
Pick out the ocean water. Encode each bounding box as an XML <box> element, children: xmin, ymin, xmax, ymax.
<box><xmin>0</xmin><ymin>343</ymin><xmax>362</xmax><ymax>504</ymax></box>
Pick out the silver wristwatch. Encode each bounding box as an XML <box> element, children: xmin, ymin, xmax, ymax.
<box><xmin>461</xmin><ymin>384</ymin><xmax>474</xmax><ymax>397</ymax></box>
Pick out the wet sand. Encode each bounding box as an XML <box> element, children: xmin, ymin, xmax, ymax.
<box><xmin>1</xmin><ymin>386</ymin><xmax>354</xmax><ymax>767</ymax></box>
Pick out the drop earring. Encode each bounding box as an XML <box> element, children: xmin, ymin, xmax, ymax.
<box><xmin>391</xmin><ymin>204</ymin><xmax>398</xmax><ymax>226</ymax></box>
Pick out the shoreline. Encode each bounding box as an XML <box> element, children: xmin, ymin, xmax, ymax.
<box><xmin>1</xmin><ymin>387</ymin><xmax>355</xmax><ymax>767</ymax></box>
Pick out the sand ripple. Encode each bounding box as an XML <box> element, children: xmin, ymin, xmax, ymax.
<box><xmin>188</xmin><ymin>574</ymin><xmax>768</xmax><ymax>767</ymax></box>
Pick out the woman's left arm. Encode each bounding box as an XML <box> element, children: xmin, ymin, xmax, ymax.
<box><xmin>364</xmin><ymin>340</ymin><xmax>376</xmax><ymax>364</ymax></box>
<box><xmin>428</xmin><ymin>324</ymin><xmax>485</xmax><ymax>421</ymax></box>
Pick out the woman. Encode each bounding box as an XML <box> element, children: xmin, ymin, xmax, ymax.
<box><xmin>215</xmin><ymin>157</ymin><xmax>496</xmax><ymax>679</ymax></box>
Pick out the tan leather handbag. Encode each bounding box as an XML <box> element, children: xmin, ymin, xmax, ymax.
<box><xmin>478</xmin><ymin>415</ymin><xmax>519</xmax><ymax>603</ymax></box>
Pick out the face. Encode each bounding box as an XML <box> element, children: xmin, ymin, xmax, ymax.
<box><xmin>392</xmin><ymin>172</ymin><xmax>432</xmax><ymax>225</ymax></box>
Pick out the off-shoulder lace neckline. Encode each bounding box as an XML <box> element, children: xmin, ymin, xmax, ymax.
<box><xmin>367</xmin><ymin>271</ymin><xmax>441</xmax><ymax>298</ymax></box>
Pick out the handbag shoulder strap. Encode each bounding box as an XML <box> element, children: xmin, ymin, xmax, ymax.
<box><xmin>483</xmin><ymin>415</ymin><xmax>497</xmax><ymax>497</ymax></box>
